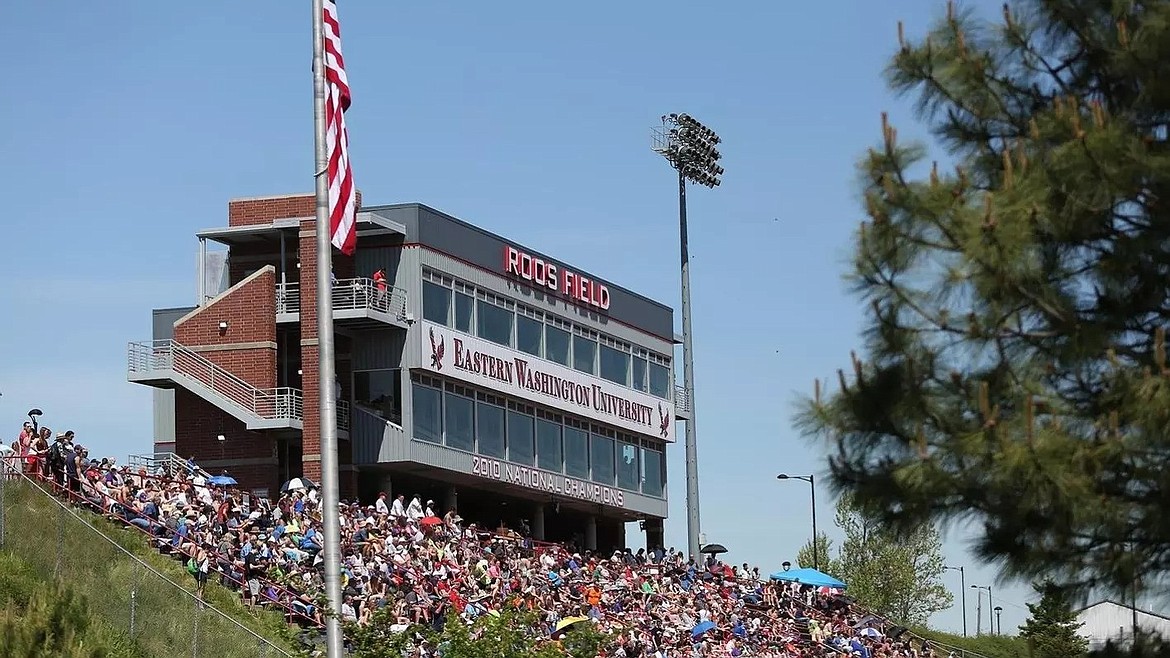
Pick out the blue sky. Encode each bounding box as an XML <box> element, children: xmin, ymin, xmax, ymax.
<box><xmin>0</xmin><ymin>0</ymin><xmax>1037</xmax><ymax>633</ymax></box>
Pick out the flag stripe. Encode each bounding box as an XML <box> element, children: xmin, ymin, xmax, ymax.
<box><xmin>323</xmin><ymin>0</ymin><xmax>355</xmax><ymax>255</ymax></box>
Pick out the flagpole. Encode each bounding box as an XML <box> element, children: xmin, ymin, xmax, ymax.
<box><xmin>311</xmin><ymin>0</ymin><xmax>345</xmax><ymax>655</ymax></box>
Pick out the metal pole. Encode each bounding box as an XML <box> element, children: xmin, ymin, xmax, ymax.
<box><xmin>975</xmin><ymin>589</ymin><xmax>982</xmax><ymax>635</ymax></box>
<box><xmin>678</xmin><ymin>168</ymin><xmax>702</xmax><ymax>564</ymax></box>
<box><xmin>960</xmin><ymin>567</ymin><xmax>967</xmax><ymax>637</ymax></box>
<box><xmin>809</xmin><ymin>475</ymin><xmax>819</xmax><ymax>571</ymax></box>
<box><xmin>311</xmin><ymin>1</ymin><xmax>345</xmax><ymax>656</ymax></box>
<box><xmin>198</xmin><ymin>237</ymin><xmax>207</xmax><ymax>305</ymax></box>
<box><xmin>988</xmin><ymin>586</ymin><xmax>993</xmax><ymax>635</ymax></box>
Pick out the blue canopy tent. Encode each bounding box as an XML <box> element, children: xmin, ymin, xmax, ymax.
<box><xmin>768</xmin><ymin>567</ymin><xmax>847</xmax><ymax>589</ymax></box>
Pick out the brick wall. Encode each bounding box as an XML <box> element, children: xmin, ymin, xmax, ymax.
<box><xmin>173</xmin><ymin>390</ymin><xmax>278</xmax><ymax>495</ymax></box>
<box><xmin>227</xmin><ymin>191</ymin><xmax>362</xmax><ymax>228</ymax></box>
<box><xmin>229</xmin><ymin>194</ymin><xmax>315</xmax><ymax>228</ymax></box>
<box><xmin>174</xmin><ymin>267</ymin><xmax>277</xmax><ymax>390</ymax></box>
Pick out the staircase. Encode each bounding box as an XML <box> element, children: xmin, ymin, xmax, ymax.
<box><xmin>128</xmin><ymin>340</ymin><xmax>304</xmax><ymax>430</ymax></box>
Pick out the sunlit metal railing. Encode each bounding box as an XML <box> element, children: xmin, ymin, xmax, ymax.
<box><xmin>674</xmin><ymin>384</ymin><xmax>691</xmax><ymax>414</ymax></box>
<box><xmin>128</xmin><ymin>340</ymin><xmax>303</xmax><ymax>423</ymax></box>
<box><xmin>337</xmin><ymin>399</ymin><xmax>350</xmax><ymax>432</ymax></box>
<box><xmin>275</xmin><ymin>277</ymin><xmax>408</xmax><ymax>320</ymax></box>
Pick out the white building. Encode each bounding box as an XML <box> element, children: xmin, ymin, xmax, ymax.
<box><xmin>1076</xmin><ymin>600</ymin><xmax>1170</xmax><ymax>649</ymax></box>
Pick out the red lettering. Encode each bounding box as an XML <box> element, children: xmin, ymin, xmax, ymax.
<box><xmin>597</xmin><ymin>285</ymin><xmax>611</xmax><ymax>310</ymax></box>
<box><xmin>503</xmin><ymin>246</ymin><xmax>610</xmax><ymax>311</ymax></box>
<box><xmin>504</xmin><ymin>246</ymin><xmax>521</xmax><ymax>276</ymax></box>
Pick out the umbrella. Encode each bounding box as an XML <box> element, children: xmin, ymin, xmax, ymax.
<box><xmin>768</xmin><ymin>567</ymin><xmax>847</xmax><ymax>590</ymax></box>
<box><xmin>551</xmin><ymin>616</ymin><xmax>590</xmax><ymax>639</ymax></box>
<box><xmin>281</xmin><ymin>477</ymin><xmax>317</xmax><ymax>492</ymax></box>
<box><xmin>420</xmin><ymin>516</ymin><xmax>443</xmax><ymax>527</ymax></box>
<box><xmin>700</xmin><ymin>543</ymin><xmax>728</xmax><ymax>555</ymax></box>
<box><xmin>859</xmin><ymin>627</ymin><xmax>883</xmax><ymax>638</ymax></box>
<box><xmin>208</xmin><ymin>475</ymin><xmax>238</xmax><ymax>486</ymax></box>
<box><xmin>692</xmin><ymin>621</ymin><xmax>717</xmax><ymax>638</ymax></box>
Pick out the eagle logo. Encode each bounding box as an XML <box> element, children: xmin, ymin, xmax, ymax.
<box><xmin>429</xmin><ymin>327</ymin><xmax>445</xmax><ymax>370</ymax></box>
<box><xmin>658</xmin><ymin>403</ymin><xmax>670</xmax><ymax>438</ymax></box>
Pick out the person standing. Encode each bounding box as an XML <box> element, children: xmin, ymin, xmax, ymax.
<box><xmin>372</xmin><ymin>268</ymin><xmax>388</xmax><ymax>308</ymax></box>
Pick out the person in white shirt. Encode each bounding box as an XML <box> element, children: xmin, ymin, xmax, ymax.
<box><xmin>375</xmin><ymin>492</ymin><xmax>390</xmax><ymax>516</ymax></box>
<box><xmin>390</xmin><ymin>494</ymin><xmax>406</xmax><ymax>518</ymax></box>
<box><xmin>407</xmin><ymin>495</ymin><xmax>424</xmax><ymax>521</ymax></box>
<box><xmin>424</xmin><ymin>499</ymin><xmax>435</xmax><ymax>517</ymax></box>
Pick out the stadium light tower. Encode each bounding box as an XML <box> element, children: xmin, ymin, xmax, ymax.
<box><xmin>652</xmin><ymin>113</ymin><xmax>723</xmax><ymax>563</ymax></box>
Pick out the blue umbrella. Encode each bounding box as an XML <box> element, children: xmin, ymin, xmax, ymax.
<box><xmin>208</xmin><ymin>475</ymin><xmax>238</xmax><ymax>486</ymax></box>
<box><xmin>692</xmin><ymin>620</ymin><xmax>717</xmax><ymax>638</ymax></box>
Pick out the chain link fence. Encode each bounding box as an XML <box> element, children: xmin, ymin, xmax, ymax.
<box><xmin>0</xmin><ymin>467</ymin><xmax>297</xmax><ymax>658</ymax></box>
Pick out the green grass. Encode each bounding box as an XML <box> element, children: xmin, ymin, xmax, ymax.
<box><xmin>911</xmin><ymin>626</ymin><xmax>1029</xmax><ymax>658</ymax></box>
<box><xmin>0</xmin><ymin>478</ymin><xmax>298</xmax><ymax>658</ymax></box>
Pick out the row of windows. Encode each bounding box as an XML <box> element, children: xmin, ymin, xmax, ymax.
<box><xmin>421</xmin><ymin>277</ymin><xmax>672</xmax><ymax>399</ymax></box>
<box><xmin>410</xmin><ymin>376</ymin><xmax>666</xmax><ymax>498</ymax></box>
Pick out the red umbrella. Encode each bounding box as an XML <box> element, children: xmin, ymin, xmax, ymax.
<box><xmin>420</xmin><ymin>516</ymin><xmax>443</xmax><ymax>527</ymax></box>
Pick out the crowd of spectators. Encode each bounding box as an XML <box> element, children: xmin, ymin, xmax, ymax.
<box><xmin>2</xmin><ymin>417</ymin><xmax>946</xmax><ymax>658</ymax></box>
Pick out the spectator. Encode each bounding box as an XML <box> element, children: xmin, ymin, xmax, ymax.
<box><xmin>13</xmin><ymin>412</ymin><xmax>939</xmax><ymax>658</ymax></box>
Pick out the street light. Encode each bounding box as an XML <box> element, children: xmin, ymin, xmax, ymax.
<box><xmin>971</xmin><ymin>585</ymin><xmax>993</xmax><ymax>635</ymax></box>
<box><xmin>777</xmin><ymin>474</ymin><xmax>818</xmax><ymax>571</ymax></box>
<box><xmin>993</xmin><ymin>606</ymin><xmax>1003</xmax><ymax>635</ymax></box>
<box><xmin>945</xmin><ymin>564</ymin><xmax>968</xmax><ymax>637</ymax></box>
<box><xmin>652</xmin><ymin>113</ymin><xmax>723</xmax><ymax>563</ymax></box>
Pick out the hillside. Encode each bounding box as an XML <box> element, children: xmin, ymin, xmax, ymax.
<box><xmin>0</xmin><ymin>477</ymin><xmax>297</xmax><ymax>658</ymax></box>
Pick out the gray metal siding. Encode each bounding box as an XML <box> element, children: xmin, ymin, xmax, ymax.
<box><xmin>152</xmin><ymin>307</ymin><xmax>193</xmax><ymax>340</ymax></box>
<box><xmin>150</xmin><ymin>307</ymin><xmax>191</xmax><ymax>447</ymax></box>
<box><xmin>355</xmin><ymin>245</ymin><xmax>406</xmax><ymax>284</ymax></box>
<box><xmin>352</xmin><ymin>329</ymin><xmax>406</xmax><ymax>371</ymax></box>
<box><xmin>152</xmin><ymin>390</ymin><xmax>176</xmax><ymax>445</ymax></box>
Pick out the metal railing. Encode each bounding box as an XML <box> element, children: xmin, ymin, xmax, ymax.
<box><xmin>276</xmin><ymin>277</ymin><xmax>408</xmax><ymax>320</ymax></box>
<box><xmin>674</xmin><ymin>383</ymin><xmax>692</xmax><ymax>413</ymax></box>
<box><xmin>128</xmin><ymin>340</ymin><xmax>303</xmax><ymax>423</ymax></box>
<box><xmin>337</xmin><ymin>399</ymin><xmax>350</xmax><ymax>432</ymax></box>
<box><xmin>128</xmin><ymin>452</ymin><xmax>211</xmax><ymax>479</ymax></box>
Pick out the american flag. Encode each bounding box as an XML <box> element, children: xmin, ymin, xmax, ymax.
<box><xmin>323</xmin><ymin>0</ymin><xmax>356</xmax><ymax>255</ymax></box>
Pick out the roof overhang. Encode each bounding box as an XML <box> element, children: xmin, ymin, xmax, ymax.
<box><xmin>197</xmin><ymin>212</ymin><xmax>405</xmax><ymax>248</ymax></box>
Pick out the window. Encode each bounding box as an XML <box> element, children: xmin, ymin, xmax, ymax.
<box><xmin>477</xmin><ymin>300</ymin><xmax>513</xmax><ymax>347</ymax></box>
<box><xmin>632</xmin><ymin>357</ymin><xmax>648</xmax><ymax>392</ymax></box>
<box><xmin>411</xmin><ymin>384</ymin><xmax>442</xmax><ymax>443</ymax></box>
<box><xmin>353</xmin><ymin>369</ymin><xmax>401</xmax><ymax>424</ymax></box>
<box><xmin>454</xmin><ymin>291</ymin><xmax>474</xmax><ymax>333</ymax></box>
<box><xmin>545</xmin><ymin>326</ymin><xmax>570</xmax><ymax>367</ymax></box>
<box><xmin>507</xmin><ymin>410</ymin><xmax>535</xmax><ymax>465</ymax></box>
<box><xmin>649</xmin><ymin>362</ymin><xmax>670</xmax><ymax>398</ymax></box>
<box><xmin>476</xmin><ymin>400</ymin><xmax>506</xmax><ymax>458</ymax></box>
<box><xmin>590</xmin><ymin>434</ymin><xmax>615</xmax><ymax>485</ymax></box>
<box><xmin>536</xmin><ymin>418</ymin><xmax>562</xmax><ymax>472</ymax></box>
<box><xmin>616</xmin><ymin>440</ymin><xmax>640</xmax><ymax>491</ymax></box>
<box><xmin>642</xmin><ymin>447</ymin><xmax>664</xmax><ymax>497</ymax></box>
<box><xmin>516</xmin><ymin>315</ymin><xmax>543</xmax><ymax>357</ymax></box>
<box><xmin>444</xmin><ymin>392</ymin><xmax>475</xmax><ymax>452</ymax></box>
<box><xmin>573</xmin><ymin>335</ymin><xmax>596</xmax><ymax>375</ymax></box>
<box><xmin>563</xmin><ymin>426</ymin><xmax>589</xmax><ymax>479</ymax></box>
<box><xmin>599</xmin><ymin>345</ymin><xmax>630</xmax><ymax>386</ymax></box>
<box><xmin>422</xmin><ymin>281</ymin><xmax>451</xmax><ymax>326</ymax></box>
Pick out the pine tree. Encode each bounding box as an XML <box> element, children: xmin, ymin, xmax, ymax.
<box><xmin>796</xmin><ymin>0</ymin><xmax>1170</xmax><ymax>601</ymax></box>
<box><xmin>1019</xmin><ymin>581</ymin><xmax>1089</xmax><ymax>658</ymax></box>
